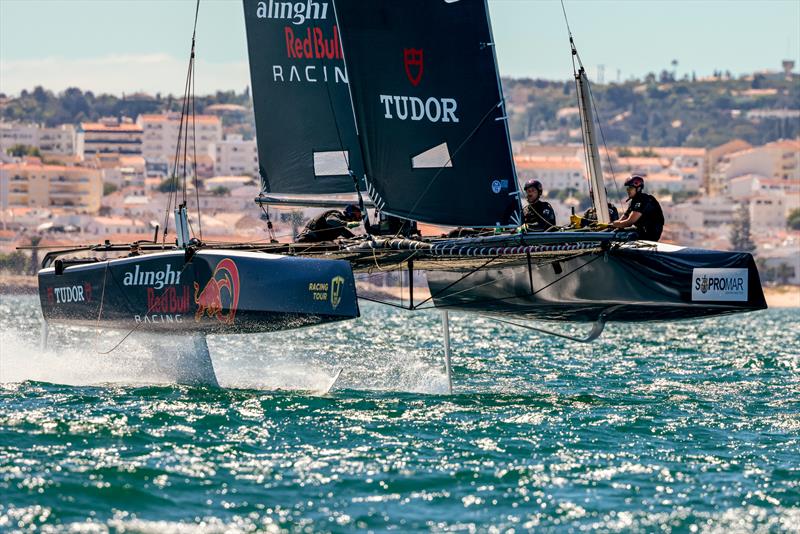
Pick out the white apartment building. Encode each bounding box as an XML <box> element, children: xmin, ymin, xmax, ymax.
<box><xmin>212</xmin><ymin>135</ymin><xmax>258</xmax><ymax>177</ymax></box>
<box><xmin>77</xmin><ymin>118</ymin><xmax>143</xmax><ymax>161</ymax></box>
<box><xmin>715</xmin><ymin>139</ymin><xmax>800</xmax><ymax>192</ymax></box>
<box><xmin>514</xmin><ymin>156</ymin><xmax>588</xmax><ymax>193</ymax></box>
<box><xmin>138</xmin><ymin>113</ymin><xmax>222</xmax><ymax>171</ymax></box>
<box><xmin>728</xmin><ymin>174</ymin><xmax>800</xmax><ymax>214</ymax></box>
<box><xmin>667</xmin><ymin>197</ymin><xmax>737</xmax><ymax>229</ymax></box>
<box><xmin>0</xmin><ymin>122</ymin><xmax>76</xmax><ymax>157</ymax></box>
<box><xmin>749</xmin><ymin>195</ymin><xmax>786</xmax><ymax>229</ymax></box>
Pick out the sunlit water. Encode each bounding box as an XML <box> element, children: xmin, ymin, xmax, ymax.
<box><xmin>1</xmin><ymin>294</ymin><xmax>798</xmax><ymax>532</ymax></box>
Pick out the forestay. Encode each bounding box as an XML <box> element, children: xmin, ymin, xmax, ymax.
<box><xmin>334</xmin><ymin>0</ymin><xmax>521</xmax><ymax>227</ymax></box>
<box><xmin>242</xmin><ymin>0</ymin><xmax>365</xmax><ymax>194</ymax></box>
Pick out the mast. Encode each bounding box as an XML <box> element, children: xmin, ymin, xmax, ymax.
<box><xmin>564</xmin><ymin>10</ymin><xmax>610</xmax><ymax>225</ymax></box>
<box><xmin>575</xmin><ymin>66</ymin><xmax>610</xmax><ymax>224</ymax></box>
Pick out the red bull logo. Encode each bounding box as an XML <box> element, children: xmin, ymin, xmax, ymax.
<box><xmin>194</xmin><ymin>258</ymin><xmax>240</xmax><ymax>325</ymax></box>
<box><xmin>404</xmin><ymin>48</ymin><xmax>424</xmax><ymax>87</ymax></box>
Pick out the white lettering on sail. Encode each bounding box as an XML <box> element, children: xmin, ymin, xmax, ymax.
<box><xmin>379</xmin><ymin>95</ymin><xmax>459</xmax><ymax>123</ymax></box>
<box><xmin>256</xmin><ymin>0</ymin><xmax>329</xmax><ymax>25</ymax></box>
<box><xmin>272</xmin><ymin>65</ymin><xmax>347</xmax><ymax>84</ymax></box>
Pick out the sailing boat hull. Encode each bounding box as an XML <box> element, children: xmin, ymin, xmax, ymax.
<box><xmin>38</xmin><ymin>249</ymin><xmax>359</xmax><ymax>334</ymax></box>
<box><xmin>426</xmin><ymin>243</ymin><xmax>767</xmax><ymax>322</ymax></box>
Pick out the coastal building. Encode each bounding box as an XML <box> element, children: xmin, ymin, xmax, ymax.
<box><xmin>713</xmin><ymin>139</ymin><xmax>800</xmax><ymax>195</ymax></box>
<box><xmin>0</xmin><ymin>157</ymin><xmax>103</xmax><ymax>213</ymax></box>
<box><xmin>514</xmin><ymin>156</ymin><xmax>588</xmax><ymax>193</ymax></box>
<box><xmin>137</xmin><ymin>113</ymin><xmax>222</xmax><ymax>172</ymax></box>
<box><xmin>77</xmin><ymin>118</ymin><xmax>143</xmax><ymax>162</ymax></box>
<box><xmin>0</xmin><ymin>122</ymin><xmax>77</xmax><ymax>158</ymax></box>
<box><xmin>212</xmin><ymin>135</ymin><xmax>258</xmax><ymax>177</ymax></box>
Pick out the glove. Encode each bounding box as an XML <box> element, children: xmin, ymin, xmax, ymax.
<box><xmin>346</xmin><ymin>221</ymin><xmax>361</xmax><ymax>229</ymax></box>
<box><xmin>569</xmin><ymin>214</ymin><xmax>582</xmax><ymax>227</ymax></box>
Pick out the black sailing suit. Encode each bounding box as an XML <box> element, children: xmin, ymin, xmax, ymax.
<box><xmin>295</xmin><ymin>210</ymin><xmax>355</xmax><ymax>243</ymax></box>
<box><xmin>623</xmin><ymin>191</ymin><xmax>664</xmax><ymax>241</ymax></box>
<box><xmin>523</xmin><ymin>200</ymin><xmax>556</xmax><ymax>231</ymax></box>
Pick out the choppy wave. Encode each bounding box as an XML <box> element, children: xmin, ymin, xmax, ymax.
<box><xmin>1</xmin><ymin>295</ymin><xmax>798</xmax><ymax>532</ymax></box>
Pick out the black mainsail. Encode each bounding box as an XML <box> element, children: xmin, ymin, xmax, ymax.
<box><xmin>243</xmin><ymin>0</ymin><xmax>365</xmax><ymax>195</ymax></box>
<box><xmin>334</xmin><ymin>0</ymin><xmax>521</xmax><ymax>227</ymax></box>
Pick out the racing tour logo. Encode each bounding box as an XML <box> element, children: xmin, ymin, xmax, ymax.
<box><xmin>330</xmin><ymin>275</ymin><xmax>344</xmax><ymax>310</ymax></box>
<box><xmin>194</xmin><ymin>258</ymin><xmax>240</xmax><ymax>325</ymax></box>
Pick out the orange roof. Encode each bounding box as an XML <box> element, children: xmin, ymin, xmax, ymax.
<box><xmin>139</xmin><ymin>114</ymin><xmax>220</xmax><ymax>124</ymax></box>
<box><xmin>765</xmin><ymin>139</ymin><xmax>800</xmax><ymax>150</ymax></box>
<box><xmin>514</xmin><ymin>156</ymin><xmax>583</xmax><ymax>170</ymax></box>
<box><xmin>81</xmin><ymin>122</ymin><xmax>142</xmax><ymax>132</ymax></box>
<box><xmin>616</xmin><ymin>157</ymin><xmax>671</xmax><ymax>167</ymax></box>
<box><xmin>652</xmin><ymin>147</ymin><xmax>706</xmax><ymax>157</ymax></box>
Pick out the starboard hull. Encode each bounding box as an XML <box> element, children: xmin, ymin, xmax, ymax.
<box><xmin>426</xmin><ymin>243</ymin><xmax>767</xmax><ymax>322</ymax></box>
<box><xmin>38</xmin><ymin>249</ymin><xmax>359</xmax><ymax>334</ymax></box>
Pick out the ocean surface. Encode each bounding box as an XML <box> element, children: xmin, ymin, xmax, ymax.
<box><xmin>0</xmin><ymin>294</ymin><xmax>798</xmax><ymax>532</ymax></box>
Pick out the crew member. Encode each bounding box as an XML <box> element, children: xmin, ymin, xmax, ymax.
<box><xmin>295</xmin><ymin>204</ymin><xmax>362</xmax><ymax>243</ymax></box>
<box><xmin>610</xmin><ymin>175</ymin><xmax>664</xmax><ymax>241</ymax></box>
<box><xmin>521</xmin><ymin>179</ymin><xmax>556</xmax><ymax>231</ymax></box>
<box><xmin>574</xmin><ymin>188</ymin><xmax>619</xmax><ymax>228</ymax></box>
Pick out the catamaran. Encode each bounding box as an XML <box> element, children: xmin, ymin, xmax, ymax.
<box><xmin>31</xmin><ymin>0</ymin><xmax>766</xmax><ymax>389</ymax></box>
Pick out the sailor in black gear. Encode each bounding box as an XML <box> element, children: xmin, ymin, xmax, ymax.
<box><xmin>577</xmin><ymin>188</ymin><xmax>619</xmax><ymax>228</ymax></box>
<box><xmin>611</xmin><ymin>175</ymin><xmax>664</xmax><ymax>241</ymax></box>
<box><xmin>295</xmin><ymin>204</ymin><xmax>362</xmax><ymax>243</ymax></box>
<box><xmin>521</xmin><ymin>179</ymin><xmax>556</xmax><ymax>231</ymax></box>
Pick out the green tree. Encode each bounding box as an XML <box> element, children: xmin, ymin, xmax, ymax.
<box><xmin>103</xmin><ymin>182</ymin><xmax>118</xmax><ymax>196</ymax></box>
<box><xmin>157</xmin><ymin>178</ymin><xmax>176</xmax><ymax>193</ymax></box>
<box><xmin>6</xmin><ymin>144</ymin><xmax>41</xmax><ymax>158</ymax></box>
<box><xmin>730</xmin><ymin>203</ymin><xmax>757</xmax><ymax>254</ymax></box>
<box><xmin>787</xmin><ymin>208</ymin><xmax>800</xmax><ymax>231</ymax></box>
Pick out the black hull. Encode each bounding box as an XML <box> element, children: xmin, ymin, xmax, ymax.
<box><xmin>39</xmin><ymin>250</ymin><xmax>359</xmax><ymax>334</ymax></box>
<box><xmin>426</xmin><ymin>243</ymin><xmax>767</xmax><ymax>322</ymax></box>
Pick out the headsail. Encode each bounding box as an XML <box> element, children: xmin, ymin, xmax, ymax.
<box><xmin>334</xmin><ymin>0</ymin><xmax>521</xmax><ymax>227</ymax></box>
<box><xmin>242</xmin><ymin>0</ymin><xmax>365</xmax><ymax>194</ymax></box>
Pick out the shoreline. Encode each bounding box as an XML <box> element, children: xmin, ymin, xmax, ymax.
<box><xmin>1</xmin><ymin>274</ymin><xmax>797</xmax><ymax>307</ymax></box>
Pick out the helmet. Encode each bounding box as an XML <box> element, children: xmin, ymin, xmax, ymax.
<box><xmin>624</xmin><ymin>175</ymin><xmax>645</xmax><ymax>189</ymax></box>
<box><xmin>343</xmin><ymin>204</ymin><xmax>362</xmax><ymax>220</ymax></box>
<box><xmin>524</xmin><ymin>179</ymin><xmax>543</xmax><ymax>193</ymax></box>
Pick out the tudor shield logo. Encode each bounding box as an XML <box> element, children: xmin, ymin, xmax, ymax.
<box><xmin>404</xmin><ymin>48</ymin><xmax>423</xmax><ymax>87</ymax></box>
<box><xmin>691</xmin><ymin>268</ymin><xmax>748</xmax><ymax>302</ymax></box>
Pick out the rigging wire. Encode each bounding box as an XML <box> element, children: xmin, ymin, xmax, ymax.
<box><xmin>161</xmin><ymin>0</ymin><xmax>201</xmax><ymax>244</ymax></box>
<box><xmin>560</xmin><ymin>0</ymin><xmax>624</xmax><ymax>207</ymax></box>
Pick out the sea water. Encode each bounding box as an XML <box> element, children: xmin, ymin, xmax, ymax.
<box><xmin>0</xmin><ymin>294</ymin><xmax>798</xmax><ymax>532</ymax></box>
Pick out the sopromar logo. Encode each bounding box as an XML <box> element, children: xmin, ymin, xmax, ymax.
<box><xmin>330</xmin><ymin>275</ymin><xmax>344</xmax><ymax>310</ymax></box>
<box><xmin>691</xmin><ymin>268</ymin><xmax>748</xmax><ymax>302</ymax></box>
<box><xmin>404</xmin><ymin>48</ymin><xmax>424</xmax><ymax>87</ymax></box>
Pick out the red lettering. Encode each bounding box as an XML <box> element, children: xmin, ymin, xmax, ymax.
<box><xmin>313</xmin><ymin>27</ymin><xmax>325</xmax><ymax>59</ymax></box>
<box><xmin>285</xmin><ymin>27</ymin><xmax>296</xmax><ymax>58</ymax></box>
<box><xmin>303</xmin><ymin>28</ymin><xmax>313</xmax><ymax>58</ymax></box>
<box><xmin>285</xmin><ymin>25</ymin><xmax>343</xmax><ymax>61</ymax></box>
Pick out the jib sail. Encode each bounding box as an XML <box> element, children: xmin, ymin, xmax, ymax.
<box><xmin>242</xmin><ymin>0</ymin><xmax>365</xmax><ymax>194</ymax></box>
<box><xmin>334</xmin><ymin>0</ymin><xmax>520</xmax><ymax>227</ymax></box>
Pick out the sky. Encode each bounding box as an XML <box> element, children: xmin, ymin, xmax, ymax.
<box><xmin>0</xmin><ymin>0</ymin><xmax>798</xmax><ymax>96</ymax></box>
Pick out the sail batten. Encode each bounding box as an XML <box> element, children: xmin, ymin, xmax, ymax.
<box><xmin>335</xmin><ymin>0</ymin><xmax>520</xmax><ymax>227</ymax></box>
<box><xmin>242</xmin><ymin>0</ymin><xmax>365</xmax><ymax>195</ymax></box>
